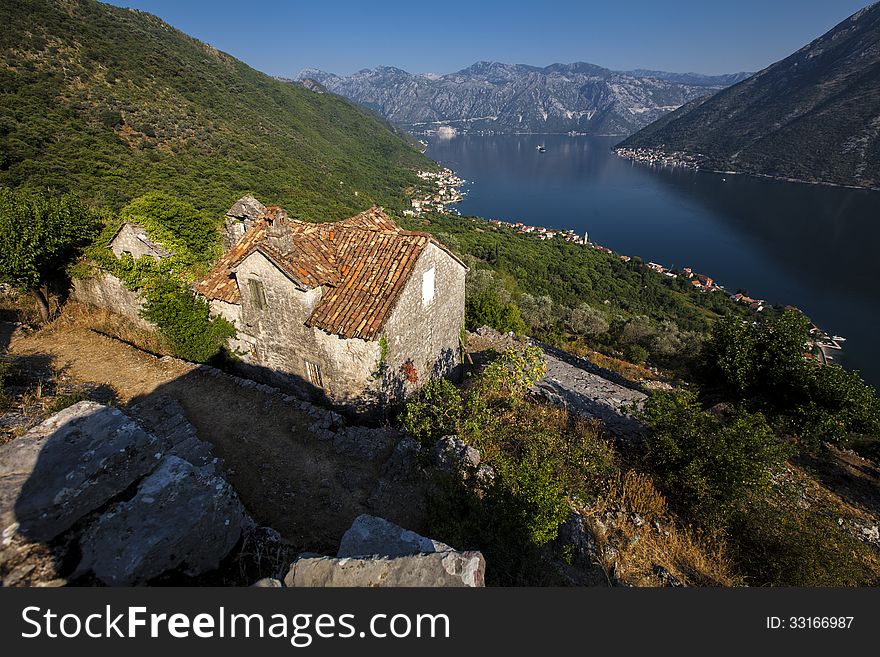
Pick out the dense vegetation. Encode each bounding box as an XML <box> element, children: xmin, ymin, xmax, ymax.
<box><xmin>704</xmin><ymin>311</ymin><xmax>880</xmax><ymax>447</ymax></box>
<box><xmin>0</xmin><ymin>0</ymin><xmax>433</xmax><ymax>218</ymax></box>
<box><xmin>0</xmin><ymin>187</ymin><xmax>100</xmax><ymax>320</ymax></box>
<box><xmin>404</xmin><ymin>212</ymin><xmax>765</xmax><ymax>373</ymax></box>
<box><xmin>395</xmin><ymin>212</ymin><xmax>879</xmax><ymax>585</ymax></box>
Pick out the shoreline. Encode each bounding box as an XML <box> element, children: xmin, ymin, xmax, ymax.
<box><xmin>613</xmin><ymin>146</ymin><xmax>880</xmax><ymax>193</ymax></box>
<box><xmin>423</xmin><ymin>152</ymin><xmax>849</xmax><ymax>365</ymax></box>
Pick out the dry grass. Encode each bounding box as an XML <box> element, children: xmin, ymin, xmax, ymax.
<box><xmin>583</xmin><ymin>471</ymin><xmax>737</xmax><ymax>587</ymax></box>
<box><xmin>567</xmin><ymin>342</ymin><xmax>658</xmax><ymax>382</ymax></box>
<box><xmin>46</xmin><ymin>302</ymin><xmax>168</xmax><ymax>356</ymax></box>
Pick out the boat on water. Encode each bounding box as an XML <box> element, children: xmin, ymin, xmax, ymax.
<box><xmin>833</xmin><ymin>335</ymin><xmax>847</xmax><ymax>342</ymax></box>
<box><xmin>536</xmin><ymin>145</ymin><xmax>546</xmax><ymax>153</ymax></box>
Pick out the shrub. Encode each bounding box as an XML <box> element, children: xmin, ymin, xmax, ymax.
<box><xmin>399</xmin><ymin>377</ymin><xmax>463</xmax><ymax>444</ymax></box>
<box><xmin>426</xmin><ymin>453</ymin><xmax>569</xmax><ymax>586</ymax></box>
<box><xmin>639</xmin><ymin>390</ymin><xmax>790</xmax><ymax>523</ymax></box>
<box><xmin>705</xmin><ymin>310</ymin><xmax>880</xmax><ymax>445</ymax></box>
<box><xmin>465</xmin><ymin>287</ymin><xmax>526</xmax><ymax>334</ymax></box>
<box><xmin>479</xmin><ymin>346</ymin><xmax>546</xmax><ymax>400</ymax></box>
<box><xmin>140</xmin><ymin>275</ymin><xmax>234</xmax><ymax>363</ymax></box>
<box><xmin>624</xmin><ymin>344</ymin><xmax>648</xmax><ymax>365</ymax></box>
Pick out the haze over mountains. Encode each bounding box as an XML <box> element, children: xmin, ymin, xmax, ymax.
<box><xmin>292</xmin><ymin>63</ymin><xmax>751</xmax><ymax>136</ymax></box>
<box><xmin>618</xmin><ymin>2</ymin><xmax>880</xmax><ymax>189</ymax></box>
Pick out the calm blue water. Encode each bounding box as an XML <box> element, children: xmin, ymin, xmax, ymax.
<box><xmin>427</xmin><ymin>134</ymin><xmax>880</xmax><ymax>388</ymax></box>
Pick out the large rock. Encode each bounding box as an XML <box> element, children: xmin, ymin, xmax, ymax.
<box><xmin>338</xmin><ymin>514</ymin><xmax>452</xmax><ymax>558</ymax></box>
<box><xmin>77</xmin><ymin>455</ymin><xmax>249</xmax><ymax>585</ymax></box>
<box><xmin>0</xmin><ymin>401</ymin><xmax>160</xmax><ymax>542</ymax></box>
<box><xmin>430</xmin><ymin>435</ymin><xmax>480</xmax><ymax>472</ymax></box>
<box><xmin>285</xmin><ymin>552</ymin><xmax>485</xmax><ymax>587</ymax></box>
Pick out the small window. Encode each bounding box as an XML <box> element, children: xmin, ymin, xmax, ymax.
<box><xmin>305</xmin><ymin>360</ymin><xmax>323</xmax><ymax>388</ymax></box>
<box><xmin>421</xmin><ymin>267</ymin><xmax>436</xmax><ymax>306</ymax></box>
<box><xmin>247</xmin><ymin>279</ymin><xmax>267</xmax><ymax>310</ymax></box>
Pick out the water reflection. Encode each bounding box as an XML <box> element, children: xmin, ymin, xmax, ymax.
<box><xmin>427</xmin><ymin>134</ymin><xmax>880</xmax><ymax>386</ymax></box>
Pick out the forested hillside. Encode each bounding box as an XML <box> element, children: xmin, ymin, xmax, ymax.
<box><xmin>0</xmin><ymin>0</ymin><xmax>432</xmax><ymax>218</ymax></box>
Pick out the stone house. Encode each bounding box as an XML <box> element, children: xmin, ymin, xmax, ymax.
<box><xmin>195</xmin><ymin>200</ymin><xmax>467</xmax><ymax>409</ymax></box>
<box><xmin>108</xmin><ymin>223</ymin><xmax>174</xmax><ymax>260</ymax></box>
<box><xmin>71</xmin><ymin>222</ymin><xmax>174</xmax><ymax>330</ymax></box>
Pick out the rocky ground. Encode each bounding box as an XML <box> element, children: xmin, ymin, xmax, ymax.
<box><xmin>466</xmin><ymin>327</ymin><xmax>647</xmax><ymax>438</ymax></box>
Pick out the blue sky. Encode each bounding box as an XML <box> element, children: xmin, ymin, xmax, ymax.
<box><xmin>109</xmin><ymin>0</ymin><xmax>873</xmax><ymax>76</ymax></box>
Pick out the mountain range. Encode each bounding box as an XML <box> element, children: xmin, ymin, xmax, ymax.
<box><xmin>291</xmin><ymin>63</ymin><xmax>751</xmax><ymax>136</ymax></box>
<box><xmin>617</xmin><ymin>3</ymin><xmax>880</xmax><ymax>189</ymax></box>
<box><xmin>0</xmin><ymin>0</ymin><xmax>430</xmax><ymax>217</ymax></box>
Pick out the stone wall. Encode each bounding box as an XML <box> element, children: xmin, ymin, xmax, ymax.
<box><xmin>233</xmin><ymin>250</ymin><xmax>380</xmax><ymax>407</ymax></box>
<box><xmin>109</xmin><ymin>223</ymin><xmax>170</xmax><ymax>260</ymax></box>
<box><xmin>380</xmin><ymin>242</ymin><xmax>466</xmax><ymax>400</ymax></box>
<box><xmin>71</xmin><ymin>273</ymin><xmax>154</xmax><ymax>331</ymax></box>
<box><xmin>210</xmin><ymin>243</ymin><xmax>465</xmax><ymax>410</ymax></box>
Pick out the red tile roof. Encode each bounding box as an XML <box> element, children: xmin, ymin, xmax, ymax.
<box><xmin>195</xmin><ymin>206</ymin><xmax>464</xmax><ymax>340</ymax></box>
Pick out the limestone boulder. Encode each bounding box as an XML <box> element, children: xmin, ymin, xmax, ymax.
<box><xmin>285</xmin><ymin>552</ymin><xmax>485</xmax><ymax>587</ymax></box>
<box><xmin>0</xmin><ymin>401</ymin><xmax>160</xmax><ymax>542</ymax></box>
<box><xmin>338</xmin><ymin>514</ymin><xmax>452</xmax><ymax>558</ymax></box>
<box><xmin>78</xmin><ymin>455</ymin><xmax>249</xmax><ymax>585</ymax></box>
<box><xmin>431</xmin><ymin>435</ymin><xmax>481</xmax><ymax>472</ymax></box>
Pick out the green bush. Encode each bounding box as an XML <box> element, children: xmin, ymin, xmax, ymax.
<box><xmin>706</xmin><ymin>310</ymin><xmax>880</xmax><ymax>445</ymax></box>
<box><xmin>639</xmin><ymin>390</ymin><xmax>790</xmax><ymax>522</ymax></box>
<box><xmin>400</xmin><ymin>378</ymin><xmax>464</xmax><ymax>445</ymax></box>
<box><xmin>479</xmin><ymin>346</ymin><xmax>546</xmax><ymax>400</ymax></box>
<box><xmin>140</xmin><ymin>274</ymin><xmax>234</xmax><ymax>363</ymax></box>
<box><xmin>465</xmin><ymin>288</ymin><xmax>526</xmax><ymax>334</ymax></box>
<box><xmin>624</xmin><ymin>343</ymin><xmax>649</xmax><ymax>365</ymax></box>
<box><xmin>426</xmin><ymin>453</ymin><xmax>569</xmax><ymax>586</ymax></box>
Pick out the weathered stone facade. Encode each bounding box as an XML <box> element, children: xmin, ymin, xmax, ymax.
<box><xmin>109</xmin><ymin>223</ymin><xmax>172</xmax><ymax>260</ymax></box>
<box><xmin>71</xmin><ymin>223</ymin><xmax>174</xmax><ymax>330</ymax></box>
<box><xmin>224</xmin><ymin>240</ymin><xmax>465</xmax><ymax>408</ymax></box>
<box><xmin>231</xmin><ymin>249</ymin><xmax>381</xmax><ymax>405</ymax></box>
<box><xmin>71</xmin><ymin>273</ymin><xmax>152</xmax><ymax>331</ymax></box>
<box><xmin>379</xmin><ymin>241</ymin><xmax>465</xmax><ymax>396</ymax></box>
<box><xmin>223</xmin><ymin>195</ymin><xmax>266</xmax><ymax>250</ymax></box>
<box><xmin>197</xmin><ymin>200</ymin><xmax>467</xmax><ymax>410</ymax></box>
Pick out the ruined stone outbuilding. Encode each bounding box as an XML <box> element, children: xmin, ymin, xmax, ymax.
<box><xmin>196</xmin><ymin>199</ymin><xmax>467</xmax><ymax>410</ymax></box>
<box><xmin>71</xmin><ymin>222</ymin><xmax>174</xmax><ymax>330</ymax></box>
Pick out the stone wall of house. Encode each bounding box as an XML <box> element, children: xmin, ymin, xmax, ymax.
<box><xmin>208</xmin><ymin>299</ymin><xmax>255</xmax><ymax>355</ymax></box>
<box><xmin>71</xmin><ymin>273</ymin><xmax>154</xmax><ymax>331</ymax></box>
<box><xmin>110</xmin><ymin>224</ymin><xmax>169</xmax><ymax>260</ymax></box>
<box><xmin>380</xmin><ymin>242</ymin><xmax>466</xmax><ymax>400</ymax></box>
<box><xmin>233</xmin><ymin>251</ymin><xmax>381</xmax><ymax>407</ymax></box>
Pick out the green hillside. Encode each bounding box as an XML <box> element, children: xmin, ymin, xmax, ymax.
<box><xmin>0</xmin><ymin>0</ymin><xmax>433</xmax><ymax>218</ymax></box>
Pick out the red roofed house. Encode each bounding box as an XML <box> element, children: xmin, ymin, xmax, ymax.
<box><xmin>195</xmin><ymin>199</ymin><xmax>467</xmax><ymax>409</ymax></box>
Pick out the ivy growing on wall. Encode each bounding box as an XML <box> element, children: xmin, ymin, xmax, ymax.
<box><xmin>77</xmin><ymin>193</ymin><xmax>234</xmax><ymax>363</ymax></box>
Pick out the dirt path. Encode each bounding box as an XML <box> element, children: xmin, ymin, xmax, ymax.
<box><xmin>8</xmin><ymin>326</ymin><xmax>379</xmax><ymax>553</ymax></box>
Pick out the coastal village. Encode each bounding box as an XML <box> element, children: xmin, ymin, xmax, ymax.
<box><xmin>408</xmin><ymin>165</ymin><xmax>845</xmax><ymax>362</ymax></box>
<box><xmin>404</xmin><ymin>168</ymin><xmax>465</xmax><ymax>216</ymax></box>
<box><xmin>614</xmin><ymin>146</ymin><xmax>705</xmax><ymax>170</ymax></box>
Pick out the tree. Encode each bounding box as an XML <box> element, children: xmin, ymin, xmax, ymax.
<box><xmin>639</xmin><ymin>390</ymin><xmax>789</xmax><ymax>522</ymax></box>
<box><xmin>567</xmin><ymin>303</ymin><xmax>609</xmax><ymax>338</ymax></box>
<box><xmin>0</xmin><ymin>188</ymin><xmax>99</xmax><ymax>321</ymax></box>
<box><xmin>706</xmin><ymin>316</ymin><xmax>758</xmax><ymax>395</ymax></box>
